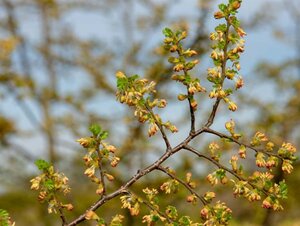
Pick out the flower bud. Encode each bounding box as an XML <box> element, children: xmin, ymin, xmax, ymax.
<box><xmin>186</xmin><ymin>194</ymin><xmax>196</xmax><ymax>203</ymax></box>
<box><xmin>238</xmin><ymin>145</ymin><xmax>246</xmax><ymax>159</ymax></box>
<box><xmin>105</xmin><ymin>173</ymin><xmax>115</xmax><ymax>181</ymax></box>
<box><xmin>236</xmin><ymin>27</ymin><xmax>246</xmax><ymax>37</ymax></box>
<box><xmin>228</xmin><ymin>101</ymin><xmax>237</xmax><ymax>111</ymax></box>
<box><xmin>106</xmin><ymin>145</ymin><xmax>116</xmax><ymax>153</ymax></box>
<box><xmin>225</xmin><ymin>119</ymin><xmax>235</xmax><ymax>134</ymax></box>
<box><xmin>231</xmin><ymin>1</ymin><xmax>241</xmax><ymax>10</ymax></box>
<box><xmin>116</xmin><ymin>71</ymin><xmax>126</xmax><ymax>79</ymax></box>
<box><xmin>170</xmin><ymin>45</ymin><xmax>178</xmax><ymax>52</ymax></box>
<box><xmin>158</xmin><ymin>99</ymin><xmax>167</xmax><ymax>108</ymax></box>
<box><xmin>148</xmin><ymin>123</ymin><xmax>159</xmax><ymax>137</ymax></box>
<box><xmin>214</xmin><ymin>11</ymin><xmax>224</xmax><ymax>19</ymax></box>
<box><xmin>200</xmin><ymin>206</ymin><xmax>210</xmax><ymax>219</ymax></box>
<box><xmin>173</xmin><ymin>64</ymin><xmax>184</xmax><ymax>72</ymax></box>
<box><xmin>177</xmin><ymin>94</ymin><xmax>187</xmax><ymax>101</ymax></box>
<box><xmin>204</xmin><ymin>191</ymin><xmax>216</xmax><ymax>201</ymax></box>
<box><xmin>77</xmin><ymin>137</ymin><xmax>94</xmax><ymax>148</ymax></box>
<box><xmin>111</xmin><ymin>157</ymin><xmax>120</xmax><ymax>167</ymax></box>
<box><xmin>262</xmin><ymin>197</ymin><xmax>272</xmax><ymax>209</ymax></box>
<box><xmin>210</xmin><ymin>51</ymin><xmax>219</xmax><ymax>60</ymax></box>
<box><xmin>190</xmin><ymin>99</ymin><xmax>197</xmax><ymax>110</ymax></box>
<box><xmin>235</xmin><ymin>76</ymin><xmax>244</xmax><ymax>89</ymax></box>
<box><xmin>85</xmin><ymin>210</ymin><xmax>100</xmax><ymax>220</ymax></box>
<box><xmin>282</xmin><ymin>160</ymin><xmax>293</xmax><ymax>174</ymax></box>
<box><xmin>63</xmin><ymin>204</ymin><xmax>74</xmax><ymax>211</ymax></box>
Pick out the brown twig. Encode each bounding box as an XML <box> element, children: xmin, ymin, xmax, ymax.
<box><xmin>145</xmin><ymin>103</ymin><xmax>171</xmax><ymax>150</ymax></box>
<box><xmin>58</xmin><ymin>206</ymin><xmax>68</xmax><ymax>226</ymax></box>
<box><xmin>96</xmin><ymin>142</ymin><xmax>106</xmax><ymax>196</ymax></box>
<box><xmin>203</xmin><ymin>127</ymin><xmax>284</xmax><ymax>160</ymax></box>
<box><xmin>67</xmin><ymin>128</ymin><xmax>206</xmax><ymax>225</ymax></box>
<box><xmin>205</xmin><ymin>19</ymin><xmax>231</xmax><ymax>128</ymax></box>
<box><xmin>183</xmin><ymin>144</ymin><xmax>268</xmax><ymax>196</ymax></box>
<box><xmin>127</xmin><ymin>190</ymin><xmax>173</xmax><ymax>224</ymax></box>
<box><xmin>157</xmin><ymin>165</ymin><xmax>207</xmax><ymax>205</ymax></box>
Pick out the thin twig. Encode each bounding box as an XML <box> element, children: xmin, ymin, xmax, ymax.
<box><xmin>203</xmin><ymin>127</ymin><xmax>284</xmax><ymax>160</ymax></box>
<box><xmin>58</xmin><ymin>206</ymin><xmax>68</xmax><ymax>226</ymax></box>
<box><xmin>205</xmin><ymin>19</ymin><xmax>231</xmax><ymax>128</ymax></box>
<box><xmin>127</xmin><ymin>190</ymin><xmax>173</xmax><ymax>224</ymax></box>
<box><xmin>183</xmin><ymin>145</ymin><xmax>245</xmax><ymax>181</ymax></box>
<box><xmin>183</xmin><ymin>144</ymin><xmax>268</xmax><ymax>196</ymax></box>
<box><xmin>96</xmin><ymin>142</ymin><xmax>106</xmax><ymax>196</ymax></box>
<box><xmin>145</xmin><ymin>103</ymin><xmax>171</xmax><ymax>150</ymax></box>
<box><xmin>157</xmin><ymin>165</ymin><xmax>207</xmax><ymax>205</ymax></box>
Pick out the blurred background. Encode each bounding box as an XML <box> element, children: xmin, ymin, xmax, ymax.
<box><xmin>0</xmin><ymin>0</ymin><xmax>299</xmax><ymax>225</ymax></box>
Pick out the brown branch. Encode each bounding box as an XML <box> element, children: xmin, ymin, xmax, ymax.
<box><xmin>67</xmin><ymin>129</ymin><xmax>206</xmax><ymax>225</ymax></box>
<box><xmin>127</xmin><ymin>190</ymin><xmax>173</xmax><ymax>224</ymax></box>
<box><xmin>203</xmin><ymin>127</ymin><xmax>284</xmax><ymax>160</ymax></box>
<box><xmin>187</xmin><ymin>90</ymin><xmax>196</xmax><ymax>135</ymax></box>
<box><xmin>145</xmin><ymin>103</ymin><xmax>171</xmax><ymax>150</ymax></box>
<box><xmin>183</xmin><ymin>144</ymin><xmax>268</xmax><ymax>196</ymax></box>
<box><xmin>205</xmin><ymin>19</ymin><xmax>231</xmax><ymax>128</ymax></box>
<box><xmin>67</xmin><ymin>143</ymin><xmax>183</xmax><ymax>225</ymax></box>
<box><xmin>183</xmin><ymin>144</ymin><xmax>245</xmax><ymax>181</ymax></box>
<box><xmin>205</xmin><ymin>98</ymin><xmax>221</xmax><ymax>127</ymax></box>
<box><xmin>96</xmin><ymin>143</ymin><xmax>106</xmax><ymax>196</ymax></box>
<box><xmin>58</xmin><ymin>206</ymin><xmax>68</xmax><ymax>226</ymax></box>
<box><xmin>157</xmin><ymin>165</ymin><xmax>207</xmax><ymax>205</ymax></box>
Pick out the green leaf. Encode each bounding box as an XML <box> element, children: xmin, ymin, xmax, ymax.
<box><xmin>89</xmin><ymin>124</ymin><xmax>102</xmax><ymax>136</ymax></box>
<box><xmin>151</xmin><ymin>215</ymin><xmax>160</xmax><ymax>222</ymax></box>
<box><xmin>168</xmin><ymin>57</ymin><xmax>180</xmax><ymax>64</ymax></box>
<box><xmin>35</xmin><ymin>159</ymin><xmax>51</xmax><ymax>171</ymax></box>
<box><xmin>216</xmin><ymin>169</ymin><xmax>226</xmax><ymax>178</ymax></box>
<box><xmin>178</xmin><ymin>216</ymin><xmax>192</xmax><ymax>225</ymax></box>
<box><xmin>44</xmin><ymin>179</ymin><xmax>55</xmax><ymax>190</ymax></box>
<box><xmin>0</xmin><ymin>209</ymin><xmax>10</xmax><ymax>226</ymax></box>
<box><xmin>218</xmin><ymin>3</ymin><xmax>227</xmax><ymax>12</ymax></box>
<box><xmin>128</xmin><ymin>74</ymin><xmax>139</xmax><ymax>82</ymax></box>
<box><xmin>117</xmin><ymin>77</ymin><xmax>128</xmax><ymax>91</ymax></box>
<box><xmin>100</xmin><ymin>131</ymin><xmax>109</xmax><ymax>140</ymax></box>
<box><xmin>215</xmin><ymin>24</ymin><xmax>227</xmax><ymax>32</ymax></box>
<box><xmin>279</xmin><ymin>181</ymin><xmax>288</xmax><ymax>199</ymax></box>
<box><xmin>165</xmin><ymin>206</ymin><xmax>178</xmax><ymax>220</ymax></box>
<box><xmin>162</xmin><ymin>27</ymin><xmax>173</xmax><ymax>38</ymax></box>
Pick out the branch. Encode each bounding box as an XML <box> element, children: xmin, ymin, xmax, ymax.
<box><xmin>205</xmin><ymin>98</ymin><xmax>221</xmax><ymax>127</ymax></box>
<box><xmin>205</xmin><ymin>20</ymin><xmax>231</xmax><ymax>128</ymax></box>
<box><xmin>58</xmin><ymin>207</ymin><xmax>68</xmax><ymax>226</ymax></box>
<box><xmin>183</xmin><ymin>144</ymin><xmax>245</xmax><ymax>181</ymax></box>
<box><xmin>203</xmin><ymin>127</ymin><xmax>284</xmax><ymax>160</ymax></box>
<box><xmin>127</xmin><ymin>190</ymin><xmax>173</xmax><ymax>224</ymax></box>
<box><xmin>187</xmin><ymin>89</ymin><xmax>196</xmax><ymax>135</ymax></box>
<box><xmin>68</xmin><ymin>128</ymin><xmax>206</xmax><ymax>225</ymax></box>
<box><xmin>96</xmin><ymin>143</ymin><xmax>106</xmax><ymax>196</ymax></box>
<box><xmin>145</xmin><ymin>103</ymin><xmax>171</xmax><ymax>150</ymax></box>
<box><xmin>157</xmin><ymin>165</ymin><xmax>207</xmax><ymax>205</ymax></box>
<box><xmin>67</xmin><ymin>143</ymin><xmax>185</xmax><ymax>225</ymax></box>
<box><xmin>183</xmin><ymin>144</ymin><xmax>268</xmax><ymax>196</ymax></box>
